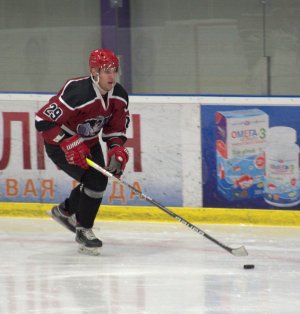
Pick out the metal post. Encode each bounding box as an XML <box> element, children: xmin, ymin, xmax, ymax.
<box><xmin>262</xmin><ymin>0</ymin><xmax>271</xmax><ymax>95</ymax></box>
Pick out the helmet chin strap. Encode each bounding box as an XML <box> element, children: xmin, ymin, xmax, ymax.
<box><xmin>91</xmin><ymin>73</ymin><xmax>112</xmax><ymax>95</ymax></box>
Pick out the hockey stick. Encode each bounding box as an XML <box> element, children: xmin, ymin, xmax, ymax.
<box><xmin>86</xmin><ymin>158</ymin><xmax>248</xmax><ymax>257</ymax></box>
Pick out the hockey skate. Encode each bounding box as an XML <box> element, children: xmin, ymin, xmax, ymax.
<box><xmin>76</xmin><ymin>226</ymin><xmax>103</xmax><ymax>256</ymax></box>
<box><xmin>48</xmin><ymin>203</ymin><xmax>77</xmax><ymax>233</ymax></box>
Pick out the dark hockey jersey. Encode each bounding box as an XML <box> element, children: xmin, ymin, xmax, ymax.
<box><xmin>35</xmin><ymin>76</ymin><xmax>129</xmax><ymax>148</ymax></box>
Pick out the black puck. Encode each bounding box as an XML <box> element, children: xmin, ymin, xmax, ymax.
<box><xmin>243</xmin><ymin>264</ymin><xmax>255</xmax><ymax>269</ymax></box>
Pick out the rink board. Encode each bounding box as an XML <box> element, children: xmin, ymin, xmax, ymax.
<box><xmin>1</xmin><ymin>93</ymin><xmax>300</xmax><ymax>218</ymax></box>
<box><xmin>1</xmin><ymin>202</ymin><xmax>300</xmax><ymax>226</ymax></box>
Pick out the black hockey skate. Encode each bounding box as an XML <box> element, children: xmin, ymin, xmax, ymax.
<box><xmin>48</xmin><ymin>203</ymin><xmax>77</xmax><ymax>233</ymax></box>
<box><xmin>76</xmin><ymin>226</ymin><xmax>102</xmax><ymax>256</ymax></box>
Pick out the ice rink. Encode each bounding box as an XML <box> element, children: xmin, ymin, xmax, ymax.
<box><xmin>0</xmin><ymin>217</ymin><xmax>300</xmax><ymax>314</ymax></box>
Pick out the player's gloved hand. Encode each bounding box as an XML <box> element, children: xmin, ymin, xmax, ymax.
<box><xmin>60</xmin><ymin>135</ymin><xmax>90</xmax><ymax>169</ymax></box>
<box><xmin>106</xmin><ymin>146</ymin><xmax>129</xmax><ymax>177</ymax></box>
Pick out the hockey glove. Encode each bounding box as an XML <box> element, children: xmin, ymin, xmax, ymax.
<box><xmin>106</xmin><ymin>146</ymin><xmax>129</xmax><ymax>177</ymax></box>
<box><xmin>60</xmin><ymin>135</ymin><xmax>90</xmax><ymax>169</ymax></box>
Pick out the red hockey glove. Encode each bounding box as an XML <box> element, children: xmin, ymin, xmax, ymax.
<box><xmin>106</xmin><ymin>146</ymin><xmax>129</xmax><ymax>177</ymax></box>
<box><xmin>60</xmin><ymin>135</ymin><xmax>90</xmax><ymax>169</ymax></box>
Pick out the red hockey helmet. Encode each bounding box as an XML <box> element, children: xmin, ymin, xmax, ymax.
<box><xmin>89</xmin><ymin>49</ymin><xmax>119</xmax><ymax>71</ymax></box>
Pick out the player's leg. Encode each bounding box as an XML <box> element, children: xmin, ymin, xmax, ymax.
<box><xmin>75</xmin><ymin>144</ymin><xmax>108</xmax><ymax>255</ymax></box>
<box><xmin>45</xmin><ymin>143</ymin><xmax>84</xmax><ymax>233</ymax></box>
<box><xmin>45</xmin><ymin>142</ymin><xmax>108</xmax><ymax>255</ymax></box>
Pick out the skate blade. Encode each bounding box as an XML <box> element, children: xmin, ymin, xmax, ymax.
<box><xmin>78</xmin><ymin>245</ymin><xmax>101</xmax><ymax>256</ymax></box>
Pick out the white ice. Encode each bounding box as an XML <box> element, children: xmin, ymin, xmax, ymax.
<box><xmin>0</xmin><ymin>217</ymin><xmax>300</xmax><ymax>314</ymax></box>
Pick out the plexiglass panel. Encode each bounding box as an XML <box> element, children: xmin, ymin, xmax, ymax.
<box><xmin>1</xmin><ymin>0</ymin><xmax>300</xmax><ymax>95</ymax></box>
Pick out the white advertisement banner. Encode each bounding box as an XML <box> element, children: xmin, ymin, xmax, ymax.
<box><xmin>0</xmin><ymin>94</ymin><xmax>202</xmax><ymax>207</ymax></box>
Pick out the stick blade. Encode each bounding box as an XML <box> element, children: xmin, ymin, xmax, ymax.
<box><xmin>230</xmin><ymin>246</ymin><xmax>248</xmax><ymax>257</ymax></box>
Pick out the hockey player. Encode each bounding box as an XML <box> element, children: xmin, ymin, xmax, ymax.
<box><xmin>35</xmin><ymin>49</ymin><xmax>129</xmax><ymax>255</ymax></box>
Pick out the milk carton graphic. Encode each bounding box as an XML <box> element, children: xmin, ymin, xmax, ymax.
<box><xmin>216</xmin><ymin>109</ymin><xmax>269</xmax><ymax>200</ymax></box>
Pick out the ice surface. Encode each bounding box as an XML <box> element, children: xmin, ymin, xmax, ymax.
<box><xmin>0</xmin><ymin>218</ymin><xmax>300</xmax><ymax>314</ymax></box>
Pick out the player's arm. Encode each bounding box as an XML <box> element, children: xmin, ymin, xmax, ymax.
<box><xmin>35</xmin><ymin>89</ymin><xmax>90</xmax><ymax>169</ymax></box>
<box><xmin>35</xmin><ymin>99</ymin><xmax>90</xmax><ymax>169</ymax></box>
<box><xmin>35</xmin><ymin>94</ymin><xmax>68</xmax><ymax>144</ymax></box>
<box><xmin>102</xmin><ymin>93</ymin><xmax>130</xmax><ymax>176</ymax></box>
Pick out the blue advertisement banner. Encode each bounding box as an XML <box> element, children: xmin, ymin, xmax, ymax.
<box><xmin>201</xmin><ymin>104</ymin><xmax>300</xmax><ymax>210</ymax></box>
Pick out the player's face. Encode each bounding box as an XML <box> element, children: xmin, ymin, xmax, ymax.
<box><xmin>95</xmin><ymin>67</ymin><xmax>118</xmax><ymax>92</ymax></box>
